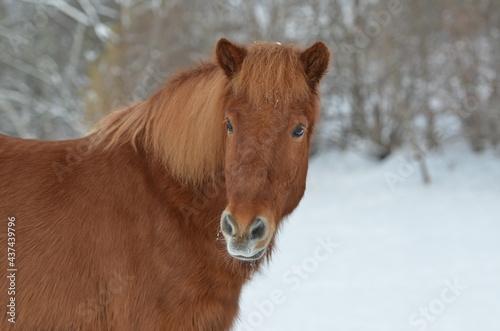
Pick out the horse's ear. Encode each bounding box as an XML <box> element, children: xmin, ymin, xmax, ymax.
<box><xmin>301</xmin><ymin>41</ymin><xmax>330</xmax><ymax>90</ymax></box>
<box><xmin>216</xmin><ymin>38</ymin><xmax>247</xmax><ymax>78</ymax></box>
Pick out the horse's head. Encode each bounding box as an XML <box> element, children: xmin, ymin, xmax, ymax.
<box><xmin>216</xmin><ymin>39</ymin><xmax>330</xmax><ymax>261</ymax></box>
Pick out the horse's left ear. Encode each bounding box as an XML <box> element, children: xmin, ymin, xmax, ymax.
<box><xmin>301</xmin><ymin>41</ymin><xmax>330</xmax><ymax>90</ymax></box>
<box><xmin>216</xmin><ymin>38</ymin><xmax>247</xmax><ymax>78</ymax></box>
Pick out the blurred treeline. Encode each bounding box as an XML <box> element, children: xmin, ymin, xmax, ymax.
<box><xmin>0</xmin><ymin>0</ymin><xmax>499</xmax><ymax>158</ymax></box>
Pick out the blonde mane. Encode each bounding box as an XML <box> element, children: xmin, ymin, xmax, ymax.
<box><xmin>91</xmin><ymin>42</ymin><xmax>313</xmax><ymax>185</ymax></box>
<box><xmin>91</xmin><ymin>63</ymin><xmax>228</xmax><ymax>185</ymax></box>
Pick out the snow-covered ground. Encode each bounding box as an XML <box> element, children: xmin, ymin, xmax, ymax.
<box><xmin>234</xmin><ymin>142</ymin><xmax>500</xmax><ymax>331</ymax></box>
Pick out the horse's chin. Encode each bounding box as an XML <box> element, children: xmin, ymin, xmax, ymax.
<box><xmin>229</xmin><ymin>248</ymin><xmax>266</xmax><ymax>261</ymax></box>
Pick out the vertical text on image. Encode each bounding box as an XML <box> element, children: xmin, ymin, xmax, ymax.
<box><xmin>6</xmin><ymin>216</ymin><xmax>17</xmax><ymax>324</ymax></box>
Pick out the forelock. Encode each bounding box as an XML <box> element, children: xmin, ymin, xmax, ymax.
<box><xmin>231</xmin><ymin>42</ymin><xmax>311</xmax><ymax>108</ymax></box>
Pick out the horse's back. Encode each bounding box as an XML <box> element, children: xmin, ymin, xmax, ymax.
<box><xmin>0</xmin><ymin>133</ymin><xmax>85</xmax><ymax>190</ymax></box>
<box><xmin>2</xmin><ymin>133</ymin><xmax>59</xmax><ymax>167</ymax></box>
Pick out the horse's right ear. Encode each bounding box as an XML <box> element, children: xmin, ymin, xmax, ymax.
<box><xmin>216</xmin><ymin>38</ymin><xmax>247</xmax><ymax>78</ymax></box>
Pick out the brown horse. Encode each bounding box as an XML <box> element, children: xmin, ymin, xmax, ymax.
<box><xmin>0</xmin><ymin>38</ymin><xmax>329</xmax><ymax>330</ymax></box>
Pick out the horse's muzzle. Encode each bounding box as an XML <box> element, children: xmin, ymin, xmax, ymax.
<box><xmin>220</xmin><ymin>211</ymin><xmax>269</xmax><ymax>261</ymax></box>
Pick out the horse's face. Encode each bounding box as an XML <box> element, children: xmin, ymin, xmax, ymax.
<box><xmin>216</xmin><ymin>39</ymin><xmax>330</xmax><ymax>261</ymax></box>
<box><xmin>220</xmin><ymin>105</ymin><xmax>312</xmax><ymax>261</ymax></box>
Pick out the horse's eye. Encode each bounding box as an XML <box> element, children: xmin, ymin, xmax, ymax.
<box><xmin>292</xmin><ymin>125</ymin><xmax>305</xmax><ymax>138</ymax></box>
<box><xmin>226</xmin><ymin>119</ymin><xmax>234</xmax><ymax>133</ymax></box>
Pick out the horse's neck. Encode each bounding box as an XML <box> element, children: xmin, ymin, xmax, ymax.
<box><xmin>83</xmin><ymin>142</ymin><xmax>259</xmax><ymax>286</ymax></box>
<box><xmin>131</xmin><ymin>140</ymin><xmax>228</xmax><ymax>227</ymax></box>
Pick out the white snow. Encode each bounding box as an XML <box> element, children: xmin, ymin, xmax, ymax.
<box><xmin>234</xmin><ymin>141</ymin><xmax>500</xmax><ymax>331</ymax></box>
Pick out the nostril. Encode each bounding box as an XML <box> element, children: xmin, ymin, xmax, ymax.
<box><xmin>222</xmin><ymin>214</ymin><xmax>234</xmax><ymax>236</ymax></box>
<box><xmin>250</xmin><ymin>218</ymin><xmax>266</xmax><ymax>241</ymax></box>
